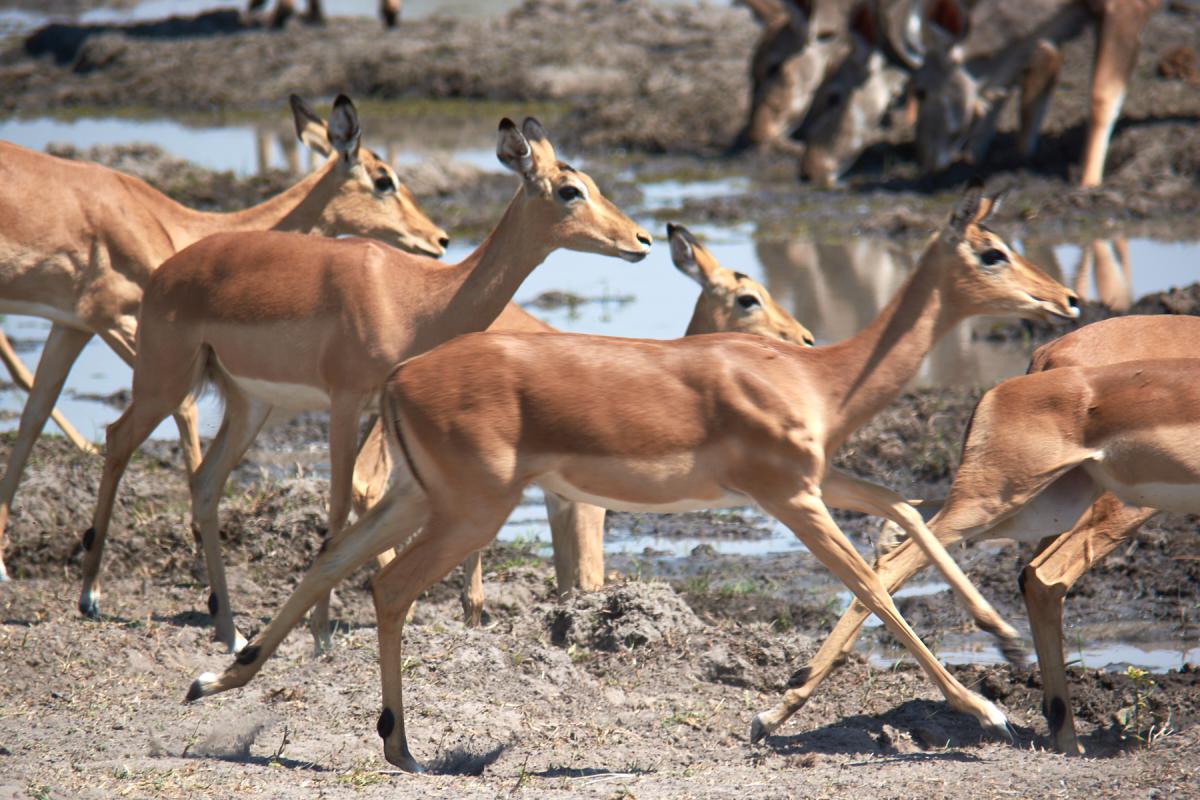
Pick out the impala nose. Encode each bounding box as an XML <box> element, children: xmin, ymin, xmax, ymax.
<box><xmin>1067</xmin><ymin>293</ymin><xmax>1081</xmax><ymax>316</ymax></box>
<box><xmin>438</xmin><ymin>236</ymin><xmax>450</xmax><ymax>248</ymax></box>
<box><xmin>636</xmin><ymin>233</ymin><xmax>652</xmax><ymax>248</ymax></box>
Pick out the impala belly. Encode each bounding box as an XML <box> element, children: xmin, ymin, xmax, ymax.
<box><xmin>212</xmin><ymin>354</ymin><xmax>332</xmax><ymax>411</ymax></box>
<box><xmin>1084</xmin><ymin>456</ymin><xmax>1200</xmax><ymax>514</ymax></box>
<box><xmin>535</xmin><ymin>453</ymin><xmax>752</xmax><ymax>513</ymax></box>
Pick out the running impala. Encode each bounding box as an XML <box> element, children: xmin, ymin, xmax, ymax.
<box><xmin>771</xmin><ymin>314</ymin><xmax>1200</xmax><ymax>754</ymax></box>
<box><xmin>184</xmin><ymin>183</ymin><xmax>1080</xmax><ymax>771</ymax></box>
<box><xmin>351</xmin><ymin>223</ymin><xmax>815</xmax><ymax>627</ymax></box>
<box><xmin>0</xmin><ymin>93</ymin><xmax>446</xmax><ymax>581</ymax></box>
<box><xmin>81</xmin><ymin>117</ymin><xmax>651</xmax><ymax>653</ymax></box>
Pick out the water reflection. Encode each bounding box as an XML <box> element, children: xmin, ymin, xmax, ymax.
<box><xmin>754</xmin><ymin>235</ymin><xmax>1033</xmax><ymax>388</ymax></box>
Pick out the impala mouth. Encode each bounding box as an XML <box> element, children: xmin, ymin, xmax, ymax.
<box><xmin>404</xmin><ymin>237</ymin><xmax>446</xmax><ymax>259</ymax></box>
<box><xmin>618</xmin><ymin>248</ymin><xmax>650</xmax><ymax>263</ymax></box>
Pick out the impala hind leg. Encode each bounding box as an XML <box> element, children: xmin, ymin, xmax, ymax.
<box><xmin>758</xmin><ymin>492</ymin><xmax>1011</xmax><ymax>742</ymax></box>
<box><xmin>373</xmin><ymin>505</ymin><xmax>518</xmax><ymax>771</ymax></box>
<box><xmin>1021</xmin><ymin>494</ymin><xmax>1155</xmax><ymax>755</ymax></box>
<box><xmin>308</xmin><ymin>396</ymin><xmax>372</xmax><ymax>651</ymax></box>
<box><xmin>189</xmin><ymin>389</ymin><xmax>272</xmax><ymax>652</ymax></box>
<box><xmin>545</xmin><ymin>490</ymin><xmax>606</xmax><ymax>594</ymax></box>
<box><xmin>186</xmin><ymin>474</ymin><xmax>432</xmax><ymax>703</ymax></box>
<box><xmin>1080</xmin><ymin>0</ymin><xmax>1157</xmax><ymax>187</ymax></box>
<box><xmin>0</xmin><ymin>324</ymin><xmax>92</xmax><ymax>580</ymax></box>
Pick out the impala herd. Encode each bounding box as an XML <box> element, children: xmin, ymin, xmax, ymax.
<box><xmin>0</xmin><ymin>0</ymin><xmax>1189</xmax><ymax>776</ymax></box>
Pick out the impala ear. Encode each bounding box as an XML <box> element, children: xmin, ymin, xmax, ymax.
<box><xmin>948</xmin><ymin>177</ymin><xmax>985</xmax><ymax>233</ymax></box>
<box><xmin>327</xmin><ymin>94</ymin><xmax>361</xmax><ymax>165</ymax></box>
<box><xmin>521</xmin><ymin>117</ymin><xmax>557</xmax><ymax>173</ymax></box>
<box><xmin>497</xmin><ymin>118</ymin><xmax>535</xmax><ymax>178</ymax></box>
<box><xmin>668</xmin><ymin>223</ymin><xmax>709</xmax><ymax>287</ymax></box>
<box><xmin>290</xmin><ymin>94</ymin><xmax>332</xmax><ymax>157</ymax></box>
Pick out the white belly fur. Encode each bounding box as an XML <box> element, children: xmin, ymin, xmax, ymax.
<box><xmin>212</xmin><ymin>354</ymin><xmax>332</xmax><ymax>411</ymax></box>
<box><xmin>1088</xmin><ymin>473</ymin><xmax>1200</xmax><ymax>514</ymax></box>
<box><xmin>537</xmin><ymin>472</ymin><xmax>752</xmax><ymax>514</ymax></box>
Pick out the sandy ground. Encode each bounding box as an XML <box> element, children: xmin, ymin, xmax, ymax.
<box><xmin>1</xmin><ymin>1</ymin><xmax>1199</xmax><ymax>797</ymax></box>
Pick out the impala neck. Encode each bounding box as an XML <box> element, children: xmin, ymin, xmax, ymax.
<box><xmin>819</xmin><ymin>237</ymin><xmax>962</xmax><ymax>448</ymax></box>
<box><xmin>434</xmin><ymin>190</ymin><xmax>557</xmax><ymax>337</ymax></box>
<box><xmin>182</xmin><ymin>159</ymin><xmax>338</xmax><ymax>241</ymax></box>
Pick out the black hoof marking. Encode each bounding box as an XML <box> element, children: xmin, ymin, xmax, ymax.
<box><xmin>82</xmin><ymin>527</ymin><xmax>96</xmax><ymax>551</ymax></box>
<box><xmin>377</xmin><ymin>707</ymin><xmax>395</xmax><ymax>740</ymax></box>
<box><xmin>185</xmin><ymin>680</ymin><xmax>204</xmax><ymax>703</ymax></box>
<box><xmin>1047</xmin><ymin>696</ymin><xmax>1067</xmax><ymax>735</ymax></box>
<box><xmin>1017</xmin><ymin>569</ymin><xmax>1028</xmax><ymax>595</ymax></box>
<box><xmin>79</xmin><ymin>597</ymin><xmax>99</xmax><ymax>619</ymax></box>
<box><xmin>208</xmin><ymin>592</ymin><xmax>219</xmax><ymax>617</ymax></box>
<box><xmin>235</xmin><ymin>644</ymin><xmax>260</xmax><ymax>665</ymax></box>
<box><xmin>785</xmin><ymin>665</ymin><xmax>812</xmax><ymax>688</ymax></box>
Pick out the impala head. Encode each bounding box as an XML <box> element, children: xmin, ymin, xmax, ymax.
<box><xmin>668</xmin><ymin>223</ymin><xmax>814</xmax><ymax>346</ymax></box>
<box><xmin>290</xmin><ymin>94</ymin><xmax>450</xmax><ymax>257</ymax></box>
<box><xmin>497</xmin><ymin>117</ymin><xmax>651</xmax><ymax>261</ymax></box>
<box><xmin>798</xmin><ymin>1</ymin><xmax>909</xmax><ymax>187</ymax></box>
<box><xmin>938</xmin><ymin>181</ymin><xmax>1079</xmax><ymax>321</ymax></box>
<box><xmin>909</xmin><ymin>0</ymin><xmax>1002</xmax><ymax>173</ymax></box>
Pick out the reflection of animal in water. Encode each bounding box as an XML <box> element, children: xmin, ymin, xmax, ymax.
<box><xmin>911</xmin><ymin>0</ymin><xmax>1160</xmax><ymax>186</ymax></box>
<box><xmin>1073</xmin><ymin>239</ymin><xmax>1131</xmax><ymax>311</ymax></box>
<box><xmin>248</xmin><ymin>0</ymin><xmax>402</xmax><ymax>28</ymax></box>
<box><xmin>754</xmin><ymin>233</ymin><xmax>1036</xmax><ymax>386</ymax></box>
<box><xmin>351</xmin><ymin>223</ymin><xmax>815</xmax><ymax>627</ymax></box>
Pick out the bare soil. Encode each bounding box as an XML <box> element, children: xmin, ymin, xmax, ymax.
<box><xmin>1</xmin><ymin>1</ymin><xmax>1200</xmax><ymax>796</ymax></box>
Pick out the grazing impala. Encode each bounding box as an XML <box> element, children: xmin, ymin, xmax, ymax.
<box><xmin>249</xmin><ymin>0</ymin><xmax>402</xmax><ymax>28</ymax></box>
<box><xmin>769</xmin><ymin>314</ymin><xmax>1200</xmax><ymax>754</ymax></box>
<box><xmin>82</xmin><ymin>117</ymin><xmax>651</xmax><ymax>653</ymax></box>
<box><xmin>184</xmin><ymin>183</ymin><xmax>1080</xmax><ymax>771</ymax></box>
<box><xmin>352</xmin><ymin>224</ymin><xmax>815</xmax><ymax>627</ymax></box>
<box><xmin>0</xmin><ymin>93</ymin><xmax>446</xmax><ymax>581</ymax></box>
<box><xmin>911</xmin><ymin>0</ymin><xmax>1160</xmax><ymax>186</ymax></box>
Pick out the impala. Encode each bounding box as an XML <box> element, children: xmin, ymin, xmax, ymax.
<box><xmin>185</xmin><ymin>183</ymin><xmax>1080</xmax><ymax>771</ymax></box>
<box><xmin>351</xmin><ymin>223</ymin><xmax>815</xmax><ymax>627</ymax></box>
<box><xmin>249</xmin><ymin>0</ymin><xmax>402</xmax><ymax>28</ymax></box>
<box><xmin>81</xmin><ymin>117</ymin><xmax>651</xmax><ymax>653</ymax></box>
<box><xmin>0</xmin><ymin>93</ymin><xmax>446</xmax><ymax>581</ymax></box>
<box><xmin>911</xmin><ymin>0</ymin><xmax>1160</xmax><ymax>186</ymax></box>
<box><xmin>757</xmin><ymin>314</ymin><xmax>1198</xmax><ymax>753</ymax></box>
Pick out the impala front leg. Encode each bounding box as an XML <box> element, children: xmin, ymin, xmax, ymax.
<box><xmin>821</xmin><ymin>469</ymin><xmax>1025</xmax><ymax>663</ymax></box>
<box><xmin>0</xmin><ymin>324</ymin><xmax>92</xmax><ymax>580</ymax></box>
<box><xmin>751</xmin><ymin>526</ymin><xmax>967</xmax><ymax>742</ymax></box>
<box><xmin>761</xmin><ymin>490</ymin><xmax>1011</xmax><ymax>741</ymax></box>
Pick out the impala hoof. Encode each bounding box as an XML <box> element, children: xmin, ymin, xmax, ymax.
<box><xmin>978</xmin><ymin>699</ymin><xmax>1012</xmax><ymax>742</ymax></box>
<box><xmin>384</xmin><ymin>746</ymin><xmax>424</xmax><ymax>773</ymax></box>
<box><xmin>999</xmin><ymin>637</ymin><xmax>1029</xmax><ymax>667</ymax></box>
<box><xmin>185</xmin><ymin>672</ymin><xmax>219</xmax><ymax>703</ymax></box>
<box><xmin>749</xmin><ymin>714</ymin><xmax>773</xmax><ymax>744</ymax></box>
<box><xmin>78</xmin><ymin>591</ymin><xmax>100</xmax><ymax>619</ymax></box>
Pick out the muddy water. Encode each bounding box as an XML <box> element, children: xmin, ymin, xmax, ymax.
<box><xmin>1</xmin><ymin>113</ymin><xmax>1198</xmax><ymax>674</ymax></box>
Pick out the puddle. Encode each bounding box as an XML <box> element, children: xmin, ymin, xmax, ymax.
<box><xmin>1</xmin><ymin>0</ymin><xmax>704</xmax><ymax>34</ymax></box>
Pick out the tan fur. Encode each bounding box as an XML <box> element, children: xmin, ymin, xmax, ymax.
<box><xmin>354</xmin><ymin>224</ymin><xmax>813</xmax><ymax>625</ymax></box>
<box><xmin>771</xmin><ymin>314</ymin><xmax>1200</xmax><ymax>754</ymax></box>
<box><xmin>187</xmin><ymin>185</ymin><xmax>1080</xmax><ymax>771</ymax></box>
<box><xmin>82</xmin><ymin>118</ymin><xmax>650</xmax><ymax>653</ymax></box>
<box><xmin>0</xmin><ymin>94</ymin><xmax>446</xmax><ymax>582</ymax></box>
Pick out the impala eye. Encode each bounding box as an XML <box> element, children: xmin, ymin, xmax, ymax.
<box><xmin>374</xmin><ymin>175</ymin><xmax>396</xmax><ymax>193</ymax></box>
<box><xmin>737</xmin><ymin>294</ymin><xmax>761</xmax><ymax>309</ymax></box>
<box><xmin>558</xmin><ymin>185</ymin><xmax>583</xmax><ymax>202</ymax></box>
<box><xmin>979</xmin><ymin>248</ymin><xmax>1008</xmax><ymax>266</ymax></box>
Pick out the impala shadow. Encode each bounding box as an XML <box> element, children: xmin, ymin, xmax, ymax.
<box><xmin>758</xmin><ymin>699</ymin><xmax>1025</xmax><ymax>757</ymax></box>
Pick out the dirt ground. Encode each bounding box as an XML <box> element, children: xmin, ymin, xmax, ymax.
<box><xmin>2</xmin><ymin>1</ymin><xmax>1200</xmax><ymax>797</ymax></box>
